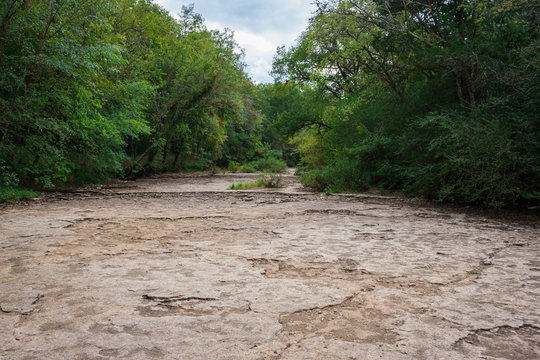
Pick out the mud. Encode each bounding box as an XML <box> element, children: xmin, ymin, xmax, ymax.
<box><xmin>1</xmin><ymin>170</ymin><xmax>539</xmax><ymax>359</ymax></box>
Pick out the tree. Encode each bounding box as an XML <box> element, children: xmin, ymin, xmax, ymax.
<box><xmin>269</xmin><ymin>0</ymin><xmax>540</xmax><ymax>207</ymax></box>
<box><xmin>0</xmin><ymin>0</ymin><xmax>263</xmax><ymax>186</ymax></box>
<box><xmin>0</xmin><ymin>0</ymin><xmax>153</xmax><ymax>186</ymax></box>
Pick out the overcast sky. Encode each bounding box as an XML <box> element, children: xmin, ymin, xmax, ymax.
<box><xmin>154</xmin><ymin>0</ymin><xmax>315</xmax><ymax>83</ymax></box>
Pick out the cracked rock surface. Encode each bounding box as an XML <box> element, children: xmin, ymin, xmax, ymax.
<box><xmin>1</xmin><ymin>170</ymin><xmax>539</xmax><ymax>359</ymax></box>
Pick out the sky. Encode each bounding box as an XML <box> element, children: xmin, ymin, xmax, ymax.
<box><xmin>154</xmin><ymin>0</ymin><xmax>315</xmax><ymax>83</ymax></box>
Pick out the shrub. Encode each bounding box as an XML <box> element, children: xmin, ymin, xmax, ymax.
<box><xmin>228</xmin><ymin>174</ymin><xmax>282</xmax><ymax>190</ymax></box>
<box><xmin>0</xmin><ymin>187</ymin><xmax>41</xmax><ymax>204</ymax></box>
<box><xmin>240</xmin><ymin>164</ymin><xmax>257</xmax><ymax>173</ymax></box>
<box><xmin>247</xmin><ymin>157</ymin><xmax>287</xmax><ymax>173</ymax></box>
<box><xmin>228</xmin><ymin>161</ymin><xmax>242</xmax><ymax>172</ymax></box>
<box><xmin>300</xmin><ymin>170</ymin><xmax>325</xmax><ymax>191</ymax></box>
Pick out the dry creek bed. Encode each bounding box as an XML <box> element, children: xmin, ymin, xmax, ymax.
<box><xmin>1</xmin><ymin>170</ymin><xmax>539</xmax><ymax>359</ymax></box>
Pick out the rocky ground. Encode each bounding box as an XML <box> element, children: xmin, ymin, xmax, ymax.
<box><xmin>1</xmin><ymin>170</ymin><xmax>539</xmax><ymax>359</ymax></box>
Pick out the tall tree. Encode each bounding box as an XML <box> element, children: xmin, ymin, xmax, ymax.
<box><xmin>269</xmin><ymin>0</ymin><xmax>539</xmax><ymax>207</ymax></box>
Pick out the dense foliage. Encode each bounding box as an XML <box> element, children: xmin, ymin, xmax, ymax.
<box><xmin>0</xmin><ymin>0</ymin><xmax>263</xmax><ymax>189</ymax></box>
<box><xmin>268</xmin><ymin>0</ymin><xmax>539</xmax><ymax>207</ymax></box>
<box><xmin>2</xmin><ymin>0</ymin><xmax>538</xmax><ymax>208</ymax></box>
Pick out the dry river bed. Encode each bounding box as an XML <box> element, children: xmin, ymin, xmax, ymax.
<box><xmin>1</xmin><ymin>171</ymin><xmax>539</xmax><ymax>359</ymax></box>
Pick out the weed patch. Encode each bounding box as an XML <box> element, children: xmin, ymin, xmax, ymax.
<box><xmin>228</xmin><ymin>174</ymin><xmax>282</xmax><ymax>190</ymax></box>
<box><xmin>0</xmin><ymin>187</ymin><xmax>41</xmax><ymax>203</ymax></box>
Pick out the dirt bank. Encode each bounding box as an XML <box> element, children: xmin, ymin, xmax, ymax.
<box><xmin>1</xmin><ymin>171</ymin><xmax>539</xmax><ymax>359</ymax></box>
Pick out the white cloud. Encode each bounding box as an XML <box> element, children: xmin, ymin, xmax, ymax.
<box><xmin>208</xmin><ymin>23</ymin><xmax>302</xmax><ymax>83</ymax></box>
<box><xmin>153</xmin><ymin>0</ymin><xmax>314</xmax><ymax>83</ymax></box>
<box><xmin>234</xmin><ymin>30</ymin><xmax>275</xmax><ymax>57</ymax></box>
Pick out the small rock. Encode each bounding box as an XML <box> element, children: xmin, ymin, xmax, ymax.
<box><xmin>408</xmin><ymin>283</ymin><xmax>416</xmax><ymax>287</ymax></box>
<box><xmin>482</xmin><ymin>259</ymin><xmax>493</xmax><ymax>266</ymax></box>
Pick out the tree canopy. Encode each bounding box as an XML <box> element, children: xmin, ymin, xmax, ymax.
<box><xmin>0</xmin><ymin>0</ymin><xmax>262</xmax><ymax>187</ymax></box>
<box><xmin>269</xmin><ymin>0</ymin><xmax>539</xmax><ymax>207</ymax></box>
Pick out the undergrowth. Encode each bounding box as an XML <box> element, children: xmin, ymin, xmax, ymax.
<box><xmin>228</xmin><ymin>174</ymin><xmax>282</xmax><ymax>190</ymax></box>
<box><xmin>227</xmin><ymin>146</ymin><xmax>288</xmax><ymax>175</ymax></box>
<box><xmin>0</xmin><ymin>187</ymin><xmax>41</xmax><ymax>204</ymax></box>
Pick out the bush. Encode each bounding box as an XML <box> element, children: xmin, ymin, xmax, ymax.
<box><xmin>229</xmin><ymin>174</ymin><xmax>282</xmax><ymax>189</ymax></box>
<box><xmin>240</xmin><ymin>164</ymin><xmax>257</xmax><ymax>173</ymax></box>
<box><xmin>228</xmin><ymin>161</ymin><xmax>242</xmax><ymax>172</ymax></box>
<box><xmin>247</xmin><ymin>157</ymin><xmax>287</xmax><ymax>173</ymax></box>
<box><xmin>0</xmin><ymin>187</ymin><xmax>41</xmax><ymax>204</ymax></box>
<box><xmin>300</xmin><ymin>170</ymin><xmax>325</xmax><ymax>191</ymax></box>
<box><xmin>404</xmin><ymin>105</ymin><xmax>540</xmax><ymax>207</ymax></box>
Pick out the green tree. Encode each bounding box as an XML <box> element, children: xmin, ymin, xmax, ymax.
<box><xmin>1</xmin><ymin>0</ymin><xmax>263</xmax><ymax>189</ymax></box>
<box><xmin>0</xmin><ymin>0</ymin><xmax>153</xmax><ymax>186</ymax></box>
<box><xmin>269</xmin><ymin>0</ymin><xmax>540</xmax><ymax>207</ymax></box>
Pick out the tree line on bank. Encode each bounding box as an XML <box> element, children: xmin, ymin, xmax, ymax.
<box><xmin>261</xmin><ymin>0</ymin><xmax>539</xmax><ymax>208</ymax></box>
<box><xmin>1</xmin><ymin>0</ymin><xmax>538</xmax><ymax>208</ymax></box>
<box><xmin>1</xmin><ymin>0</ymin><xmax>267</xmax><ymax>190</ymax></box>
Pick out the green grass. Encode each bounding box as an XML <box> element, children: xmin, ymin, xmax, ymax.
<box><xmin>228</xmin><ymin>179</ymin><xmax>266</xmax><ymax>190</ymax></box>
<box><xmin>0</xmin><ymin>186</ymin><xmax>41</xmax><ymax>203</ymax></box>
<box><xmin>228</xmin><ymin>174</ymin><xmax>282</xmax><ymax>190</ymax></box>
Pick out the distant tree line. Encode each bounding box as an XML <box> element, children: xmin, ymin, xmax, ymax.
<box><xmin>1</xmin><ymin>0</ymin><xmax>538</xmax><ymax>208</ymax></box>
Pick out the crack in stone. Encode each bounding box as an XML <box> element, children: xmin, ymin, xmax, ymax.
<box><xmin>142</xmin><ymin>295</ymin><xmax>217</xmax><ymax>304</ymax></box>
<box><xmin>278</xmin><ymin>295</ymin><xmax>355</xmax><ymax>323</ymax></box>
<box><xmin>0</xmin><ymin>294</ymin><xmax>43</xmax><ymax>315</ymax></box>
<box><xmin>1</xmin><ymin>243</ymin><xmax>19</xmax><ymax>250</ymax></box>
<box><xmin>454</xmin><ymin>324</ymin><xmax>540</xmax><ymax>345</ymax></box>
<box><xmin>67</xmin><ymin>215</ymin><xmax>229</xmax><ymax>227</ymax></box>
<box><xmin>248</xmin><ymin>258</ymin><xmax>373</xmax><ymax>281</ymax></box>
<box><xmin>31</xmin><ymin>294</ymin><xmax>44</xmax><ymax>305</ymax></box>
<box><xmin>438</xmin><ymin>243</ymin><xmax>522</xmax><ymax>287</ymax></box>
<box><xmin>259</xmin><ymin>294</ymin><xmax>370</xmax><ymax>360</ymax></box>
